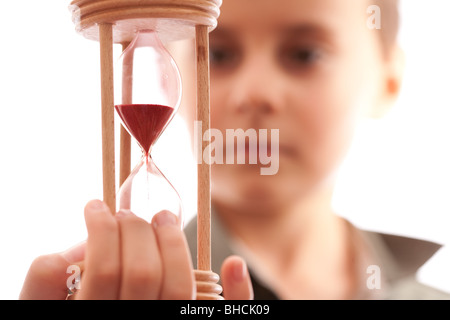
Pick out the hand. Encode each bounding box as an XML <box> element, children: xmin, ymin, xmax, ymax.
<box><xmin>19</xmin><ymin>199</ymin><xmax>253</xmax><ymax>300</ymax></box>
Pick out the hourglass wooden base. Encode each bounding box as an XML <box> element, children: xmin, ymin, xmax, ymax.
<box><xmin>195</xmin><ymin>270</ymin><xmax>223</xmax><ymax>300</ymax></box>
<box><xmin>70</xmin><ymin>0</ymin><xmax>222</xmax><ymax>301</ymax></box>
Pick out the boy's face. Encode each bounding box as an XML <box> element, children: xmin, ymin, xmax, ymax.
<box><xmin>208</xmin><ymin>0</ymin><xmax>396</xmax><ymax>214</ymax></box>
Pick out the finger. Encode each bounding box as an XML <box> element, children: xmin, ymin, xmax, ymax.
<box><xmin>20</xmin><ymin>254</ymin><xmax>72</xmax><ymax>300</ymax></box>
<box><xmin>152</xmin><ymin>211</ymin><xmax>195</xmax><ymax>300</ymax></box>
<box><xmin>77</xmin><ymin>200</ymin><xmax>120</xmax><ymax>300</ymax></box>
<box><xmin>116</xmin><ymin>210</ymin><xmax>162</xmax><ymax>300</ymax></box>
<box><xmin>19</xmin><ymin>241</ymin><xmax>86</xmax><ymax>300</ymax></box>
<box><xmin>221</xmin><ymin>256</ymin><xmax>254</xmax><ymax>300</ymax></box>
<box><xmin>61</xmin><ymin>241</ymin><xmax>86</xmax><ymax>265</ymax></box>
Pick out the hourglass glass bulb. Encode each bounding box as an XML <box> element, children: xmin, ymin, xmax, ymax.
<box><xmin>115</xmin><ymin>30</ymin><xmax>183</xmax><ymax>226</ymax></box>
<box><xmin>116</xmin><ymin>30</ymin><xmax>182</xmax><ymax>152</ymax></box>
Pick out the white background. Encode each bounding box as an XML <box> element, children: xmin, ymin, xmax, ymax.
<box><xmin>0</xmin><ymin>1</ymin><xmax>449</xmax><ymax>299</ymax></box>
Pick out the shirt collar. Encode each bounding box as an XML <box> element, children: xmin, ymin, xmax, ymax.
<box><xmin>184</xmin><ymin>208</ymin><xmax>442</xmax><ymax>299</ymax></box>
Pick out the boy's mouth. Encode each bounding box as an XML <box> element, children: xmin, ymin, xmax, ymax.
<box><xmin>230</xmin><ymin>139</ymin><xmax>296</xmax><ymax>159</ymax></box>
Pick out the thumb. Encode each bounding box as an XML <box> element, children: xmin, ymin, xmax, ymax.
<box><xmin>19</xmin><ymin>241</ymin><xmax>85</xmax><ymax>300</ymax></box>
<box><xmin>220</xmin><ymin>255</ymin><xmax>254</xmax><ymax>300</ymax></box>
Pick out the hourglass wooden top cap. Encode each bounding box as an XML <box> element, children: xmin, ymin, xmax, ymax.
<box><xmin>69</xmin><ymin>0</ymin><xmax>222</xmax><ymax>43</ymax></box>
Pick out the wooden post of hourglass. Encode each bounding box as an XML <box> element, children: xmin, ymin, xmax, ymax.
<box><xmin>194</xmin><ymin>25</ymin><xmax>223</xmax><ymax>299</ymax></box>
<box><xmin>69</xmin><ymin>0</ymin><xmax>223</xmax><ymax>300</ymax></box>
<box><xmin>119</xmin><ymin>41</ymin><xmax>132</xmax><ymax>187</ymax></box>
<box><xmin>99</xmin><ymin>23</ymin><xmax>116</xmax><ymax>213</ymax></box>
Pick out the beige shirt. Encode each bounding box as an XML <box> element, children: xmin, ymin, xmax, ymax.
<box><xmin>184</xmin><ymin>210</ymin><xmax>450</xmax><ymax>300</ymax></box>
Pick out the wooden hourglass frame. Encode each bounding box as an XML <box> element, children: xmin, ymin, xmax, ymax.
<box><xmin>69</xmin><ymin>0</ymin><xmax>222</xmax><ymax>299</ymax></box>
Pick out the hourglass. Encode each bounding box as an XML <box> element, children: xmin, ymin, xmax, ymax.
<box><xmin>69</xmin><ymin>0</ymin><xmax>222</xmax><ymax>299</ymax></box>
<box><xmin>115</xmin><ymin>30</ymin><xmax>183</xmax><ymax>225</ymax></box>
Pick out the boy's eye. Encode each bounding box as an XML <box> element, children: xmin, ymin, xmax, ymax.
<box><xmin>290</xmin><ymin>48</ymin><xmax>320</xmax><ymax>63</ymax></box>
<box><xmin>279</xmin><ymin>46</ymin><xmax>322</xmax><ymax>70</ymax></box>
<box><xmin>209</xmin><ymin>46</ymin><xmax>240</xmax><ymax>70</ymax></box>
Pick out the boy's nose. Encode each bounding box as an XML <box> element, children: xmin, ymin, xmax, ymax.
<box><xmin>229</xmin><ymin>54</ymin><xmax>285</xmax><ymax>115</ymax></box>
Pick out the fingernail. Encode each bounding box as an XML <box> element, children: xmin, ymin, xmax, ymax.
<box><xmin>61</xmin><ymin>241</ymin><xmax>86</xmax><ymax>264</ymax></box>
<box><xmin>116</xmin><ymin>209</ymin><xmax>133</xmax><ymax>218</ymax></box>
<box><xmin>87</xmin><ymin>199</ymin><xmax>106</xmax><ymax>211</ymax></box>
<box><xmin>233</xmin><ymin>259</ymin><xmax>247</xmax><ymax>282</ymax></box>
<box><xmin>152</xmin><ymin>211</ymin><xmax>177</xmax><ymax>227</ymax></box>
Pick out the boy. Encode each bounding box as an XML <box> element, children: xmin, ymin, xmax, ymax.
<box><xmin>182</xmin><ymin>0</ymin><xmax>449</xmax><ymax>299</ymax></box>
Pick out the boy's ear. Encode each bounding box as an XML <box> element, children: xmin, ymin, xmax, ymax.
<box><xmin>370</xmin><ymin>45</ymin><xmax>405</xmax><ymax>118</ymax></box>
